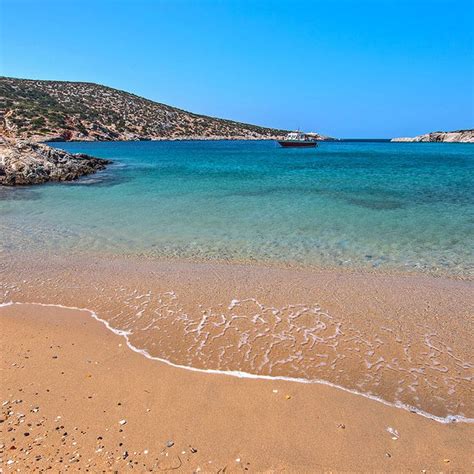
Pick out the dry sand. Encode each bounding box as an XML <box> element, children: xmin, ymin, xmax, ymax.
<box><xmin>1</xmin><ymin>302</ymin><xmax>473</xmax><ymax>472</ymax></box>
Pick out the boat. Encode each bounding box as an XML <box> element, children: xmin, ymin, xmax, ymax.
<box><xmin>277</xmin><ymin>131</ymin><xmax>318</xmax><ymax>148</ymax></box>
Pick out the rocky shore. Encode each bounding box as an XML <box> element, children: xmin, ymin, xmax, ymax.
<box><xmin>391</xmin><ymin>129</ymin><xmax>473</xmax><ymax>143</ymax></box>
<box><xmin>0</xmin><ymin>136</ymin><xmax>111</xmax><ymax>185</ymax></box>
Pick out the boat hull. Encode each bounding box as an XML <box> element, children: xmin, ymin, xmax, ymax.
<box><xmin>278</xmin><ymin>140</ymin><xmax>318</xmax><ymax>148</ymax></box>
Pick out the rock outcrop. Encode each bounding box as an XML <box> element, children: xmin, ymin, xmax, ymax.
<box><xmin>306</xmin><ymin>132</ymin><xmax>336</xmax><ymax>141</ymax></box>
<box><xmin>0</xmin><ymin>136</ymin><xmax>112</xmax><ymax>185</ymax></box>
<box><xmin>391</xmin><ymin>129</ymin><xmax>474</xmax><ymax>143</ymax></box>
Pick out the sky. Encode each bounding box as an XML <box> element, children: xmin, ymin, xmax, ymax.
<box><xmin>0</xmin><ymin>0</ymin><xmax>473</xmax><ymax>138</ymax></box>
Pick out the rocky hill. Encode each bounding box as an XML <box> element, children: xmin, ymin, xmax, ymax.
<box><xmin>391</xmin><ymin>129</ymin><xmax>473</xmax><ymax>143</ymax></box>
<box><xmin>0</xmin><ymin>136</ymin><xmax>111</xmax><ymax>185</ymax></box>
<box><xmin>0</xmin><ymin>77</ymin><xmax>295</xmax><ymax>142</ymax></box>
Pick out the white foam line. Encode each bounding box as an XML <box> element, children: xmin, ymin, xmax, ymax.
<box><xmin>1</xmin><ymin>300</ymin><xmax>473</xmax><ymax>425</ymax></box>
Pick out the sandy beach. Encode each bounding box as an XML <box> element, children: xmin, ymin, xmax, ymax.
<box><xmin>1</xmin><ymin>302</ymin><xmax>473</xmax><ymax>472</ymax></box>
<box><xmin>1</xmin><ymin>0</ymin><xmax>473</xmax><ymax>469</ymax></box>
<box><xmin>1</xmin><ymin>252</ymin><xmax>473</xmax><ymax>471</ymax></box>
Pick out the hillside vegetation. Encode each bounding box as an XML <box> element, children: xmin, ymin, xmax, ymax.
<box><xmin>0</xmin><ymin>77</ymin><xmax>289</xmax><ymax>142</ymax></box>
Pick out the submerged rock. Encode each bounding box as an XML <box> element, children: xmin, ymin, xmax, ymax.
<box><xmin>0</xmin><ymin>135</ymin><xmax>112</xmax><ymax>186</ymax></box>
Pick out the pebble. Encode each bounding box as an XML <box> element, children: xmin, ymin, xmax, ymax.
<box><xmin>166</xmin><ymin>440</ymin><xmax>174</xmax><ymax>448</ymax></box>
<box><xmin>386</xmin><ymin>427</ymin><xmax>399</xmax><ymax>440</ymax></box>
<box><xmin>119</xmin><ymin>419</ymin><xmax>127</xmax><ymax>426</ymax></box>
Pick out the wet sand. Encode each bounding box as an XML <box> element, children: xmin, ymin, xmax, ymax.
<box><xmin>1</xmin><ymin>253</ymin><xmax>473</xmax><ymax>421</ymax></box>
<box><xmin>1</xmin><ymin>302</ymin><xmax>473</xmax><ymax>471</ymax></box>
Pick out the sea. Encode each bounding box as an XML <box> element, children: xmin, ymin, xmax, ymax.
<box><xmin>1</xmin><ymin>139</ymin><xmax>474</xmax><ymax>423</ymax></box>
<box><xmin>1</xmin><ymin>140</ymin><xmax>473</xmax><ymax>276</ymax></box>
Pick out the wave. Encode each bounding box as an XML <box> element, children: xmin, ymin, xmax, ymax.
<box><xmin>1</xmin><ymin>300</ymin><xmax>472</xmax><ymax>425</ymax></box>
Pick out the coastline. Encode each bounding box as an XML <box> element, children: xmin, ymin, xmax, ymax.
<box><xmin>2</xmin><ymin>300</ymin><xmax>472</xmax><ymax>426</ymax></box>
<box><xmin>1</xmin><ymin>302</ymin><xmax>473</xmax><ymax>471</ymax></box>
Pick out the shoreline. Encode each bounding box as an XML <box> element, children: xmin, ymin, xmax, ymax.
<box><xmin>1</xmin><ymin>302</ymin><xmax>473</xmax><ymax>471</ymax></box>
<box><xmin>2</xmin><ymin>246</ymin><xmax>472</xmax><ymax>281</ymax></box>
<box><xmin>1</xmin><ymin>300</ymin><xmax>472</xmax><ymax>425</ymax></box>
<box><xmin>2</xmin><ymin>252</ymin><xmax>473</xmax><ymax>423</ymax></box>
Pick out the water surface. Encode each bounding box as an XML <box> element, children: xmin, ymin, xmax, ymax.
<box><xmin>1</xmin><ymin>140</ymin><xmax>473</xmax><ymax>275</ymax></box>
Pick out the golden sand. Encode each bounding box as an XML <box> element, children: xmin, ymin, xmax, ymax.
<box><xmin>1</xmin><ymin>302</ymin><xmax>473</xmax><ymax>471</ymax></box>
<box><xmin>1</xmin><ymin>253</ymin><xmax>473</xmax><ymax>470</ymax></box>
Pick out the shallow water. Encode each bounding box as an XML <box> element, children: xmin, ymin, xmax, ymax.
<box><xmin>1</xmin><ymin>140</ymin><xmax>473</xmax><ymax>422</ymax></box>
<box><xmin>1</xmin><ymin>140</ymin><xmax>473</xmax><ymax>275</ymax></box>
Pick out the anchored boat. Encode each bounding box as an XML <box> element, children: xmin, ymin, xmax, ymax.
<box><xmin>278</xmin><ymin>131</ymin><xmax>318</xmax><ymax>148</ymax></box>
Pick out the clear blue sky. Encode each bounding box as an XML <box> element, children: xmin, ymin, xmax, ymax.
<box><xmin>0</xmin><ymin>0</ymin><xmax>473</xmax><ymax>138</ymax></box>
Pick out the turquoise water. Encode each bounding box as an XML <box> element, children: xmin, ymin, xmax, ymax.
<box><xmin>1</xmin><ymin>140</ymin><xmax>473</xmax><ymax>275</ymax></box>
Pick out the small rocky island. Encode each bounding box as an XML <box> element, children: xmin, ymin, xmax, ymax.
<box><xmin>0</xmin><ymin>136</ymin><xmax>111</xmax><ymax>185</ymax></box>
<box><xmin>391</xmin><ymin>129</ymin><xmax>473</xmax><ymax>143</ymax></box>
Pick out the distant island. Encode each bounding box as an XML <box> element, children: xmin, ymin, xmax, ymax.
<box><xmin>0</xmin><ymin>76</ymin><xmax>331</xmax><ymax>142</ymax></box>
<box><xmin>391</xmin><ymin>129</ymin><xmax>473</xmax><ymax>143</ymax></box>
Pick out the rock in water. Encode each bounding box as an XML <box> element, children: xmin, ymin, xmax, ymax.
<box><xmin>0</xmin><ymin>136</ymin><xmax>112</xmax><ymax>186</ymax></box>
<box><xmin>391</xmin><ymin>129</ymin><xmax>474</xmax><ymax>143</ymax></box>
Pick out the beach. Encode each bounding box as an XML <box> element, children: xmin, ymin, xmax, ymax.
<box><xmin>1</xmin><ymin>252</ymin><xmax>473</xmax><ymax>470</ymax></box>
<box><xmin>2</xmin><ymin>302</ymin><xmax>473</xmax><ymax>471</ymax></box>
<box><xmin>1</xmin><ymin>140</ymin><xmax>473</xmax><ymax>470</ymax></box>
<box><xmin>2</xmin><ymin>0</ymin><xmax>472</xmax><ymax>467</ymax></box>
